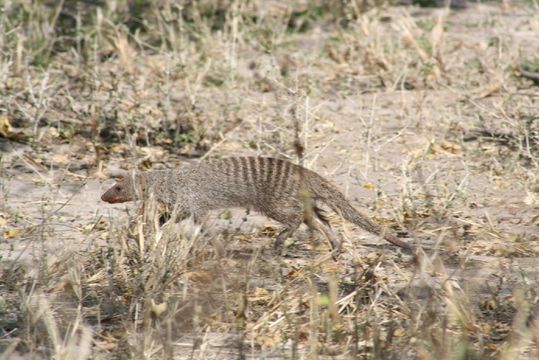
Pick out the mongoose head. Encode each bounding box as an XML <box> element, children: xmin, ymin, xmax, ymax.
<box><xmin>101</xmin><ymin>172</ymin><xmax>140</xmax><ymax>204</ymax></box>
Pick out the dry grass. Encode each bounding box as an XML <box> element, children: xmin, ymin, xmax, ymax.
<box><xmin>1</xmin><ymin>0</ymin><xmax>538</xmax><ymax>359</ymax></box>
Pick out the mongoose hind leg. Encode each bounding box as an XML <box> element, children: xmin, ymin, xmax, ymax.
<box><xmin>269</xmin><ymin>201</ymin><xmax>340</xmax><ymax>253</ymax></box>
<box><xmin>274</xmin><ymin>224</ymin><xmax>301</xmax><ymax>250</ymax></box>
<box><xmin>264</xmin><ymin>201</ymin><xmax>304</xmax><ymax>250</ymax></box>
<box><xmin>311</xmin><ymin>205</ymin><xmax>341</xmax><ymax>252</ymax></box>
<box><xmin>273</xmin><ymin>212</ymin><xmax>303</xmax><ymax>249</ymax></box>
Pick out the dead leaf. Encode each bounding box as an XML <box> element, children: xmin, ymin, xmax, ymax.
<box><xmin>255</xmin><ymin>225</ymin><xmax>278</xmax><ymax>237</ymax></box>
<box><xmin>150</xmin><ymin>299</ymin><xmax>167</xmax><ymax>317</ymax></box>
<box><xmin>81</xmin><ymin>218</ymin><xmax>108</xmax><ymax>233</ymax></box>
<box><xmin>4</xmin><ymin>227</ymin><xmax>24</xmax><ymax>239</ymax></box>
<box><xmin>110</xmin><ymin>144</ymin><xmax>127</xmax><ymax>154</ymax></box>
<box><xmin>476</xmin><ymin>79</ymin><xmax>502</xmax><ymax>98</ymax></box>
<box><xmin>97</xmin><ymin>336</ymin><xmax>120</xmax><ymax>350</ymax></box>
<box><xmin>139</xmin><ymin>158</ymin><xmax>152</xmax><ymax>170</ymax></box>
<box><xmin>184</xmin><ymin>271</ymin><xmax>213</xmax><ymax>283</ymax></box>
<box><xmin>248</xmin><ymin>287</ymin><xmax>271</xmax><ymax>304</ymax></box>
<box><xmin>233</xmin><ymin>234</ymin><xmax>252</xmax><ymax>242</ymax></box>
<box><xmin>48</xmin><ymin>280</ymin><xmax>69</xmax><ymax>293</ymax></box>
<box><xmin>0</xmin><ymin>115</ymin><xmax>29</xmax><ymax>142</ymax></box>
<box><xmin>0</xmin><ymin>116</ymin><xmax>12</xmax><ymax>136</ymax></box>
<box><xmin>372</xmin><ymin>216</ymin><xmax>394</xmax><ymax>226</ymax></box>
<box><xmin>44</xmin><ymin>127</ymin><xmax>60</xmax><ymax>140</ymax></box>
<box><xmin>363</xmin><ymin>182</ymin><xmax>374</xmax><ymax>190</ymax></box>
<box><xmin>51</xmin><ymin>153</ymin><xmax>70</xmax><ymax>165</ymax></box>
<box><xmin>321</xmin><ymin>261</ymin><xmax>341</xmax><ymax>274</ymax></box>
<box><xmin>439</xmin><ymin>140</ymin><xmax>463</xmax><ymax>154</ymax></box>
<box><xmin>430</xmin><ymin>140</ymin><xmax>462</xmax><ymax>156</ymax></box>
<box><xmin>256</xmin><ymin>330</ymin><xmax>282</xmax><ymax>348</ymax></box>
<box><xmin>524</xmin><ymin>191</ymin><xmax>538</xmax><ymax>206</ymax></box>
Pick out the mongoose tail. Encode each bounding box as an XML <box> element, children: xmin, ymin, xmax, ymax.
<box><xmin>307</xmin><ymin>174</ymin><xmax>414</xmax><ymax>251</ymax></box>
<box><xmin>519</xmin><ymin>66</ymin><xmax>539</xmax><ymax>84</ymax></box>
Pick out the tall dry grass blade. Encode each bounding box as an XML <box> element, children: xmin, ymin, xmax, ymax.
<box><xmin>113</xmin><ymin>31</ymin><xmax>137</xmax><ymax>74</ymax></box>
<box><xmin>430</xmin><ymin>15</ymin><xmax>445</xmax><ymax>57</ymax></box>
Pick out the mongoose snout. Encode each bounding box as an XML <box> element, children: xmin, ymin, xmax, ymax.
<box><xmin>101</xmin><ymin>189</ymin><xmax>123</xmax><ymax>204</ymax></box>
<box><xmin>101</xmin><ymin>178</ymin><xmax>135</xmax><ymax>204</ymax></box>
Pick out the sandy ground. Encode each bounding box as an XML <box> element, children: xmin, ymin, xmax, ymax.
<box><xmin>1</xmin><ymin>2</ymin><xmax>538</xmax><ymax>358</ymax></box>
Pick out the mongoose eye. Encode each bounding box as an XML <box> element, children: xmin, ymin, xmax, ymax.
<box><xmin>115</xmin><ymin>185</ymin><xmax>122</xmax><ymax>191</ymax></box>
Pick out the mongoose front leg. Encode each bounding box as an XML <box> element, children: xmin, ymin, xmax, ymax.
<box><xmin>170</xmin><ymin>205</ymin><xmax>190</xmax><ymax>223</ymax></box>
<box><xmin>191</xmin><ymin>210</ymin><xmax>208</xmax><ymax>226</ymax></box>
<box><xmin>266</xmin><ymin>201</ymin><xmax>304</xmax><ymax>250</ymax></box>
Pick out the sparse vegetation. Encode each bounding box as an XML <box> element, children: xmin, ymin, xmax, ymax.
<box><xmin>1</xmin><ymin>0</ymin><xmax>538</xmax><ymax>359</ymax></box>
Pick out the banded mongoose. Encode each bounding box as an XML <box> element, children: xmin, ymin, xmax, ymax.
<box><xmin>101</xmin><ymin>157</ymin><xmax>413</xmax><ymax>252</ymax></box>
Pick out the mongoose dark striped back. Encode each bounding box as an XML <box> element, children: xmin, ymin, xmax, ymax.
<box><xmin>208</xmin><ymin>157</ymin><xmax>302</xmax><ymax>204</ymax></box>
<box><xmin>101</xmin><ymin>157</ymin><xmax>414</xmax><ymax>252</ymax></box>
